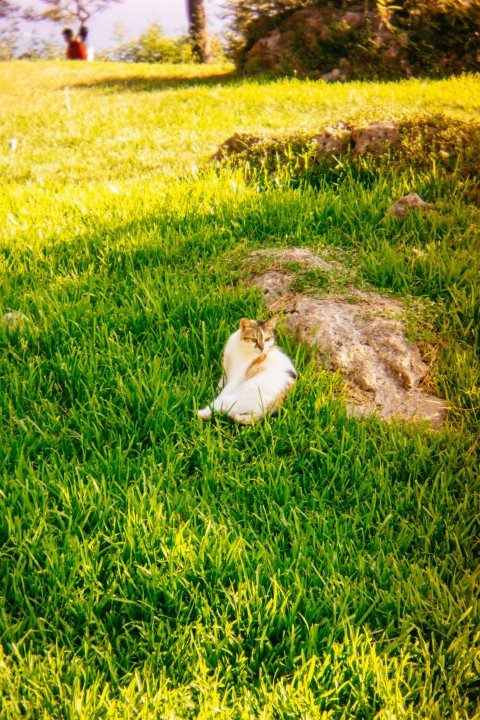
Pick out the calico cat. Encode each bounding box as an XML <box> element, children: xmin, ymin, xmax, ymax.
<box><xmin>198</xmin><ymin>316</ymin><xmax>296</xmax><ymax>424</ymax></box>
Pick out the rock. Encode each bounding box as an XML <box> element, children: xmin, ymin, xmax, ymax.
<box><xmin>210</xmin><ymin>133</ymin><xmax>261</xmax><ymax>161</ymax></box>
<box><xmin>388</xmin><ymin>192</ymin><xmax>432</xmax><ymax>217</ymax></box>
<box><xmin>342</xmin><ymin>12</ymin><xmax>364</xmax><ymax>29</ymax></box>
<box><xmin>322</xmin><ymin>58</ymin><xmax>350</xmax><ymax>82</ymax></box>
<box><xmin>322</xmin><ymin>68</ymin><xmax>347</xmax><ymax>82</ymax></box>
<box><xmin>249</xmin><ymin>247</ymin><xmax>448</xmax><ymax>428</ymax></box>
<box><xmin>247</xmin><ymin>30</ymin><xmax>285</xmax><ymax>69</ymax></box>
<box><xmin>312</xmin><ymin>124</ymin><xmax>351</xmax><ymax>154</ymax></box>
<box><xmin>351</xmin><ymin>121</ymin><xmax>400</xmax><ymax>155</ymax></box>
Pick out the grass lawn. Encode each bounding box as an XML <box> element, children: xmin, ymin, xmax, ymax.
<box><xmin>0</xmin><ymin>62</ymin><xmax>479</xmax><ymax>719</ymax></box>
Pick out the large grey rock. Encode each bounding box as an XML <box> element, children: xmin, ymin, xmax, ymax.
<box><xmin>249</xmin><ymin>247</ymin><xmax>447</xmax><ymax>428</ymax></box>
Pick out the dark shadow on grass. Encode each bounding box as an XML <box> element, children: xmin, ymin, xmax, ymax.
<box><xmin>70</xmin><ymin>70</ymin><xmax>244</xmax><ymax>93</ymax></box>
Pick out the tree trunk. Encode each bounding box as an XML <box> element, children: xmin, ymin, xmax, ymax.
<box><xmin>186</xmin><ymin>0</ymin><xmax>211</xmax><ymax>63</ymax></box>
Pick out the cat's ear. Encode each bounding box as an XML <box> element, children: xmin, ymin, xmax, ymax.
<box><xmin>239</xmin><ymin>318</ymin><xmax>253</xmax><ymax>332</ymax></box>
<box><xmin>264</xmin><ymin>315</ymin><xmax>278</xmax><ymax>331</ymax></box>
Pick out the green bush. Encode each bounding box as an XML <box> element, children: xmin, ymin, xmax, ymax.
<box><xmin>225</xmin><ymin>0</ymin><xmax>480</xmax><ymax>77</ymax></box>
<box><xmin>107</xmin><ymin>22</ymin><xmax>194</xmax><ymax>64</ymax></box>
<box><xmin>382</xmin><ymin>0</ymin><xmax>480</xmax><ymax>75</ymax></box>
<box><xmin>224</xmin><ymin>0</ymin><xmax>312</xmax><ymax>65</ymax></box>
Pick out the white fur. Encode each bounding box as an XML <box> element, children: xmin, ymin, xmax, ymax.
<box><xmin>198</xmin><ymin>328</ymin><xmax>296</xmax><ymax>423</ymax></box>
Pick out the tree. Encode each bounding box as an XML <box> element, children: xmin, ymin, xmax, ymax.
<box><xmin>34</xmin><ymin>0</ymin><xmax>123</xmax><ymax>27</ymax></box>
<box><xmin>186</xmin><ymin>0</ymin><xmax>212</xmax><ymax>63</ymax></box>
<box><xmin>0</xmin><ymin>0</ymin><xmax>20</xmax><ymax>58</ymax></box>
<box><xmin>0</xmin><ymin>0</ymin><xmax>19</xmax><ymax>17</ymax></box>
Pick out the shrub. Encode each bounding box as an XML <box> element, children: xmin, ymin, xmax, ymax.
<box><xmin>0</xmin><ymin>18</ymin><xmax>19</xmax><ymax>59</ymax></box>
<box><xmin>106</xmin><ymin>22</ymin><xmax>194</xmax><ymax>64</ymax></box>
<box><xmin>225</xmin><ymin>0</ymin><xmax>480</xmax><ymax>77</ymax></box>
<box><xmin>381</xmin><ymin>0</ymin><xmax>480</xmax><ymax>75</ymax></box>
<box><xmin>16</xmin><ymin>34</ymin><xmax>63</xmax><ymax>60</ymax></box>
<box><xmin>224</xmin><ymin>0</ymin><xmax>312</xmax><ymax>64</ymax></box>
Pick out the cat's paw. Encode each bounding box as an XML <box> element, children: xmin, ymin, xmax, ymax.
<box><xmin>197</xmin><ymin>406</ymin><xmax>212</xmax><ymax>420</ymax></box>
<box><xmin>229</xmin><ymin>410</ymin><xmax>258</xmax><ymax>425</ymax></box>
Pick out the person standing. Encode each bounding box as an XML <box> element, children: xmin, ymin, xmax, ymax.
<box><xmin>79</xmin><ymin>26</ymin><xmax>95</xmax><ymax>61</ymax></box>
<box><xmin>62</xmin><ymin>28</ymin><xmax>87</xmax><ymax>60</ymax></box>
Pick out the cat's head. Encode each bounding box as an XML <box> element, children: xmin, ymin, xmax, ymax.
<box><xmin>239</xmin><ymin>316</ymin><xmax>277</xmax><ymax>353</ymax></box>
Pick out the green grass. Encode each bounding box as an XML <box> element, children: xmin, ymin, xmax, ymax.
<box><xmin>0</xmin><ymin>62</ymin><xmax>479</xmax><ymax>719</ymax></box>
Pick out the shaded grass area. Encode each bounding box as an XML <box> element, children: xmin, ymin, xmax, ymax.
<box><xmin>1</xmin><ymin>173</ymin><xmax>479</xmax><ymax>718</ymax></box>
<box><xmin>0</xmin><ymin>64</ymin><xmax>479</xmax><ymax>718</ymax></box>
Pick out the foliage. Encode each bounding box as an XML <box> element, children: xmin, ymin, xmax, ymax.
<box><xmin>225</xmin><ymin>0</ymin><xmax>480</xmax><ymax>77</ymax></box>
<box><xmin>0</xmin><ymin>62</ymin><xmax>479</xmax><ymax>718</ymax></box>
<box><xmin>105</xmin><ymin>22</ymin><xmax>225</xmax><ymax>64</ymax></box>
<box><xmin>0</xmin><ymin>0</ymin><xmax>20</xmax><ymax>59</ymax></box>
<box><xmin>106</xmin><ymin>22</ymin><xmax>194</xmax><ymax>64</ymax></box>
<box><xmin>213</xmin><ymin>117</ymin><xmax>480</xmax><ymax>199</ymax></box>
<box><xmin>0</xmin><ymin>23</ymin><xmax>67</xmax><ymax>60</ymax></box>
<box><xmin>0</xmin><ymin>20</ymin><xmax>18</xmax><ymax>59</ymax></box>
<box><xmin>16</xmin><ymin>33</ymin><xmax>63</xmax><ymax>59</ymax></box>
<box><xmin>224</xmin><ymin>0</ymin><xmax>312</xmax><ymax>62</ymax></box>
<box><xmin>382</xmin><ymin>0</ymin><xmax>480</xmax><ymax>75</ymax></box>
<box><xmin>35</xmin><ymin>0</ymin><xmax>123</xmax><ymax>24</ymax></box>
<box><xmin>0</xmin><ymin>0</ymin><xmax>19</xmax><ymax>18</ymax></box>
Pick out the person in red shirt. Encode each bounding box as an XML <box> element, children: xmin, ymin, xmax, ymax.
<box><xmin>62</xmin><ymin>28</ymin><xmax>87</xmax><ymax>60</ymax></box>
<box><xmin>79</xmin><ymin>26</ymin><xmax>94</xmax><ymax>60</ymax></box>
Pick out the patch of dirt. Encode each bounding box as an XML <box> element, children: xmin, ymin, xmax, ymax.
<box><xmin>249</xmin><ymin>247</ymin><xmax>447</xmax><ymax>428</ymax></box>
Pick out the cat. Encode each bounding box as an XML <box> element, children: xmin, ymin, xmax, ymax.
<box><xmin>198</xmin><ymin>316</ymin><xmax>296</xmax><ymax>424</ymax></box>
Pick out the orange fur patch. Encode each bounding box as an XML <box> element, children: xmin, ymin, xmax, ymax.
<box><xmin>245</xmin><ymin>353</ymin><xmax>267</xmax><ymax>379</ymax></box>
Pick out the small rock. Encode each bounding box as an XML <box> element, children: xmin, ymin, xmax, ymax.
<box><xmin>211</xmin><ymin>133</ymin><xmax>261</xmax><ymax>161</ymax></box>
<box><xmin>312</xmin><ymin>124</ymin><xmax>351</xmax><ymax>154</ymax></box>
<box><xmin>388</xmin><ymin>192</ymin><xmax>432</xmax><ymax>218</ymax></box>
<box><xmin>322</xmin><ymin>67</ymin><xmax>348</xmax><ymax>82</ymax></box>
<box><xmin>341</xmin><ymin>12</ymin><xmax>363</xmax><ymax>29</ymax></box>
<box><xmin>352</xmin><ymin>121</ymin><xmax>399</xmax><ymax>155</ymax></box>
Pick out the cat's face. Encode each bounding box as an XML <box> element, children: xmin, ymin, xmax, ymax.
<box><xmin>239</xmin><ymin>317</ymin><xmax>277</xmax><ymax>353</ymax></box>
